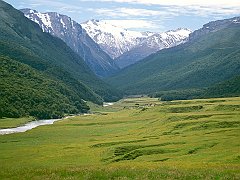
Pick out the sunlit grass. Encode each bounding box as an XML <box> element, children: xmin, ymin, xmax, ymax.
<box><xmin>0</xmin><ymin>97</ymin><xmax>239</xmax><ymax>179</ymax></box>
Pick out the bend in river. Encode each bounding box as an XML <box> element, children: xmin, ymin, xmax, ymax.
<box><xmin>0</xmin><ymin>119</ymin><xmax>61</xmax><ymax>135</ymax></box>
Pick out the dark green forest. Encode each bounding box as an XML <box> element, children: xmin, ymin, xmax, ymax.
<box><xmin>150</xmin><ymin>76</ymin><xmax>240</xmax><ymax>101</ymax></box>
<box><xmin>0</xmin><ymin>56</ymin><xmax>92</xmax><ymax>119</ymax></box>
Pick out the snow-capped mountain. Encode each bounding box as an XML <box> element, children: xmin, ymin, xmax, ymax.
<box><xmin>81</xmin><ymin>20</ymin><xmax>191</xmax><ymax>68</ymax></box>
<box><xmin>21</xmin><ymin>10</ymin><xmax>192</xmax><ymax>71</ymax></box>
<box><xmin>142</xmin><ymin>28</ymin><xmax>191</xmax><ymax>48</ymax></box>
<box><xmin>81</xmin><ymin>19</ymin><xmax>154</xmax><ymax>59</ymax></box>
<box><xmin>21</xmin><ymin>9</ymin><xmax>119</xmax><ymax>77</ymax></box>
<box><xmin>116</xmin><ymin>28</ymin><xmax>192</xmax><ymax>68</ymax></box>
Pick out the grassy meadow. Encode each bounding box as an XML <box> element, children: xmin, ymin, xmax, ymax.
<box><xmin>0</xmin><ymin>97</ymin><xmax>240</xmax><ymax>179</ymax></box>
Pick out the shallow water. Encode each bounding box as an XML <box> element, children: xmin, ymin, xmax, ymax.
<box><xmin>0</xmin><ymin>119</ymin><xmax>61</xmax><ymax>135</ymax></box>
<box><xmin>103</xmin><ymin>102</ymin><xmax>114</xmax><ymax>107</ymax></box>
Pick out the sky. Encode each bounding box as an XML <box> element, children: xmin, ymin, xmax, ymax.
<box><xmin>5</xmin><ymin>0</ymin><xmax>240</xmax><ymax>32</ymax></box>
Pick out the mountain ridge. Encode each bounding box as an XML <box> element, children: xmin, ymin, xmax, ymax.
<box><xmin>81</xmin><ymin>19</ymin><xmax>191</xmax><ymax>68</ymax></box>
<box><xmin>81</xmin><ymin>19</ymin><xmax>151</xmax><ymax>59</ymax></box>
<box><xmin>189</xmin><ymin>16</ymin><xmax>240</xmax><ymax>41</ymax></box>
<box><xmin>116</xmin><ymin>28</ymin><xmax>191</xmax><ymax>68</ymax></box>
<box><xmin>20</xmin><ymin>10</ymin><xmax>192</xmax><ymax>70</ymax></box>
<box><xmin>21</xmin><ymin>8</ymin><xmax>119</xmax><ymax>77</ymax></box>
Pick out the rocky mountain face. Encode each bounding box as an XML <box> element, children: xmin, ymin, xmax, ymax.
<box><xmin>189</xmin><ymin>16</ymin><xmax>240</xmax><ymax>41</ymax></box>
<box><xmin>21</xmin><ymin>9</ymin><xmax>119</xmax><ymax>77</ymax></box>
<box><xmin>116</xmin><ymin>28</ymin><xmax>191</xmax><ymax>68</ymax></box>
<box><xmin>81</xmin><ymin>19</ymin><xmax>152</xmax><ymax>59</ymax></box>
<box><xmin>81</xmin><ymin>20</ymin><xmax>191</xmax><ymax>68</ymax></box>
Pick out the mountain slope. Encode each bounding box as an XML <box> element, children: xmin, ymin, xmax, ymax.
<box><xmin>203</xmin><ymin>75</ymin><xmax>240</xmax><ymax>98</ymax></box>
<box><xmin>152</xmin><ymin>75</ymin><xmax>240</xmax><ymax>101</ymax></box>
<box><xmin>0</xmin><ymin>0</ymin><xmax>121</xmax><ymax>115</ymax></box>
<box><xmin>0</xmin><ymin>56</ymin><xmax>90</xmax><ymax>119</ymax></box>
<box><xmin>21</xmin><ymin>9</ymin><xmax>119</xmax><ymax>77</ymax></box>
<box><xmin>106</xmin><ymin>17</ymin><xmax>240</xmax><ymax>94</ymax></box>
<box><xmin>116</xmin><ymin>28</ymin><xmax>191</xmax><ymax>68</ymax></box>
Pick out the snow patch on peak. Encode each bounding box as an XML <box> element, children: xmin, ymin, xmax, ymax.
<box><xmin>60</xmin><ymin>18</ymin><xmax>66</xmax><ymax>28</ymax></box>
<box><xmin>232</xmin><ymin>18</ymin><xmax>240</xmax><ymax>23</ymax></box>
<box><xmin>22</xmin><ymin>9</ymin><xmax>53</xmax><ymax>32</ymax></box>
<box><xmin>37</xmin><ymin>13</ymin><xmax>52</xmax><ymax>29</ymax></box>
<box><xmin>29</xmin><ymin>9</ymin><xmax>35</xmax><ymax>14</ymax></box>
<box><xmin>142</xmin><ymin>28</ymin><xmax>192</xmax><ymax>49</ymax></box>
<box><xmin>169</xmin><ymin>28</ymin><xmax>192</xmax><ymax>37</ymax></box>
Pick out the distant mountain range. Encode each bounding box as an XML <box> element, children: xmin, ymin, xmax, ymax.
<box><xmin>22</xmin><ymin>10</ymin><xmax>192</xmax><ymax>70</ymax></box>
<box><xmin>81</xmin><ymin>19</ymin><xmax>152</xmax><ymax>59</ymax></box>
<box><xmin>106</xmin><ymin>16</ymin><xmax>240</xmax><ymax>95</ymax></box>
<box><xmin>81</xmin><ymin>20</ymin><xmax>191</xmax><ymax>68</ymax></box>
<box><xmin>115</xmin><ymin>28</ymin><xmax>191</xmax><ymax>68</ymax></box>
<box><xmin>21</xmin><ymin>9</ymin><xmax>119</xmax><ymax>77</ymax></box>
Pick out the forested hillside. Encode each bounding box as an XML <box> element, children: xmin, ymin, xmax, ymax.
<box><xmin>203</xmin><ymin>75</ymin><xmax>240</xmax><ymax>98</ymax></box>
<box><xmin>151</xmin><ymin>76</ymin><xmax>240</xmax><ymax>101</ymax></box>
<box><xmin>0</xmin><ymin>1</ymin><xmax>121</xmax><ymax>119</ymax></box>
<box><xmin>0</xmin><ymin>56</ymin><xmax>92</xmax><ymax>119</ymax></box>
<box><xmin>0</xmin><ymin>0</ymin><xmax>122</xmax><ymax>102</ymax></box>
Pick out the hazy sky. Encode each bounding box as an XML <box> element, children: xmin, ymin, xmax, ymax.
<box><xmin>5</xmin><ymin>0</ymin><xmax>240</xmax><ymax>32</ymax></box>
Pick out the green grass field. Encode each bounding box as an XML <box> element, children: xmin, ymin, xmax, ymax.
<box><xmin>0</xmin><ymin>97</ymin><xmax>239</xmax><ymax>179</ymax></box>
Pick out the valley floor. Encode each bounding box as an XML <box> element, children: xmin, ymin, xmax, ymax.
<box><xmin>0</xmin><ymin>97</ymin><xmax>240</xmax><ymax>179</ymax></box>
